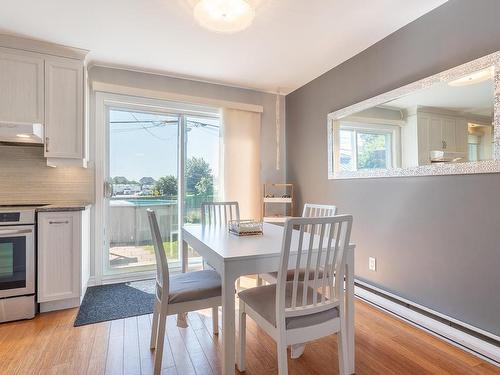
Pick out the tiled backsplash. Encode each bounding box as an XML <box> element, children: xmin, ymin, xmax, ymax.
<box><xmin>0</xmin><ymin>145</ymin><xmax>94</xmax><ymax>204</ymax></box>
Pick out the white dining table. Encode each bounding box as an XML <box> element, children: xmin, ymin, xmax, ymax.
<box><xmin>182</xmin><ymin>222</ymin><xmax>356</xmax><ymax>375</ymax></box>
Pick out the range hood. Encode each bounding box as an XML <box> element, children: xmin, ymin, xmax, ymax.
<box><xmin>430</xmin><ymin>150</ymin><xmax>467</xmax><ymax>163</ymax></box>
<box><xmin>0</xmin><ymin>122</ymin><xmax>44</xmax><ymax>144</ymax></box>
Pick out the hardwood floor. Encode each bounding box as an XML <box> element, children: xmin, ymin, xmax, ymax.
<box><xmin>0</xmin><ymin>282</ymin><xmax>498</xmax><ymax>374</ymax></box>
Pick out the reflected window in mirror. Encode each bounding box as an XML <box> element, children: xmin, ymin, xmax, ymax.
<box><xmin>339</xmin><ymin>123</ymin><xmax>397</xmax><ymax>171</ymax></box>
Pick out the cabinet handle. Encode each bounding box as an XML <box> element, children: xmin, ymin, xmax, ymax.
<box><xmin>45</xmin><ymin>137</ymin><xmax>50</xmax><ymax>153</ymax></box>
<box><xmin>49</xmin><ymin>220</ymin><xmax>69</xmax><ymax>225</ymax></box>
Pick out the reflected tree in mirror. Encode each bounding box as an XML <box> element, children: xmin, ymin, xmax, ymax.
<box><xmin>357</xmin><ymin>132</ymin><xmax>390</xmax><ymax>169</ymax></box>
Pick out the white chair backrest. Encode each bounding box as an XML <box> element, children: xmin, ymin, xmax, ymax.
<box><xmin>147</xmin><ymin>209</ymin><xmax>170</xmax><ymax>299</ymax></box>
<box><xmin>276</xmin><ymin>215</ymin><xmax>353</xmax><ymax>323</ymax></box>
<box><xmin>302</xmin><ymin>203</ymin><xmax>337</xmax><ymax>236</ymax></box>
<box><xmin>302</xmin><ymin>203</ymin><xmax>337</xmax><ymax>218</ymax></box>
<box><xmin>201</xmin><ymin>201</ymin><xmax>240</xmax><ymax>225</ymax></box>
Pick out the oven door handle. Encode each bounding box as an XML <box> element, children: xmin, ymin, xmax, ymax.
<box><xmin>0</xmin><ymin>229</ymin><xmax>33</xmax><ymax>236</ymax></box>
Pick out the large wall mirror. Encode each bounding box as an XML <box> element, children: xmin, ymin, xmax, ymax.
<box><xmin>328</xmin><ymin>52</ymin><xmax>500</xmax><ymax>179</ymax></box>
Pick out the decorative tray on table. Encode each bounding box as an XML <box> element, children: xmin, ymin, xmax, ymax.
<box><xmin>228</xmin><ymin>220</ymin><xmax>263</xmax><ymax>236</ymax></box>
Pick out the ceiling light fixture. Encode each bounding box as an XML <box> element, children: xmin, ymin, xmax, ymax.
<box><xmin>448</xmin><ymin>67</ymin><xmax>494</xmax><ymax>87</ymax></box>
<box><xmin>193</xmin><ymin>0</ymin><xmax>255</xmax><ymax>33</ymax></box>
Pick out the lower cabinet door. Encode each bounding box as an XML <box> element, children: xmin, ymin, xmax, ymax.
<box><xmin>37</xmin><ymin>211</ymin><xmax>81</xmax><ymax>303</ymax></box>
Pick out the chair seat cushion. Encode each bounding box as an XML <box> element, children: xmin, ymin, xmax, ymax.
<box><xmin>268</xmin><ymin>268</ymin><xmax>325</xmax><ymax>282</ymax></box>
<box><xmin>238</xmin><ymin>282</ymin><xmax>338</xmax><ymax>329</ymax></box>
<box><xmin>168</xmin><ymin>270</ymin><xmax>222</xmax><ymax>304</ymax></box>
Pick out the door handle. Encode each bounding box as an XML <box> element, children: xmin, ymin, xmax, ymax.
<box><xmin>104</xmin><ymin>178</ymin><xmax>114</xmax><ymax>198</ymax></box>
<box><xmin>48</xmin><ymin>221</ymin><xmax>69</xmax><ymax>225</ymax></box>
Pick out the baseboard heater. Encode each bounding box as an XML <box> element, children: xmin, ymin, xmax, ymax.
<box><xmin>354</xmin><ymin>280</ymin><xmax>500</xmax><ymax>366</ymax></box>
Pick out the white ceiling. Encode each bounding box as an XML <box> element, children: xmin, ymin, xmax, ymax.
<box><xmin>0</xmin><ymin>0</ymin><xmax>448</xmax><ymax>93</ymax></box>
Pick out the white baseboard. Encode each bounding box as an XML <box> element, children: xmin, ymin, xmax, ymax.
<box><xmin>40</xmin><ymin>298</ymin><xmax>80</xmax><ymax>313</ymax></box>
<box><xmin>355</xmin><ymin>284</ymin><xmax>500</xmax><ymax>366</ymax></box>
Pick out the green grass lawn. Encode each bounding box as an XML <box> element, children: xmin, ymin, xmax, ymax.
<box><xmin>144</xmin><ymin>240</ymin><xmax>179</xmax><ymax>260</ymax></box>
<box><xmin>144</xmin><ymin>240</ymin><xmax>201</xmax><ymax>261</ymax></box>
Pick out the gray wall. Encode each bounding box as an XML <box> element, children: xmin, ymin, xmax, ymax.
<box><xmin>286</xmin><ymin>0</ymin><xmax>500</xmax><ymax>336</ymax></box>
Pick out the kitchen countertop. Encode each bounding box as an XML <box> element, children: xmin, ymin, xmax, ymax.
<box><xmin>36</xmin><ymin>202</ymin><xmax>91</xmax><ymax>212</ymax></box>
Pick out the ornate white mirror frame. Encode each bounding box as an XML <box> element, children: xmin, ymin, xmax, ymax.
<box><xmin>327</xmin><ymin>51</ymin><xmax>500</xmax><ymax>179</ymax></box>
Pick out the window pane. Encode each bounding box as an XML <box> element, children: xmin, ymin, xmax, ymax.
<box><xmin>356</xmin><ymin>132</ymin><xmax>391</xmax><ymax>169</ymax></box>
<box><xmin>184</xmin><ymin>115</ymin><xmax>221</xmax><ymax>267</ymax></box>
<box><xmin>340</xmin><ymin>129</ymin><xmax>355</xmax><ymax>171</ymax></box>
<box><xmin>468</xmin><ymin>143</ymin><xmax>479</xmax><ymax>161</ymax></box>
<box><xmin>108</xmin><ymin>109</ymin><xmax>179</xmax><ymax>270</ymax></box>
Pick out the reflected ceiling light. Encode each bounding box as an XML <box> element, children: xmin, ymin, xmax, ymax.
<box><xmin>16</xmin><ymin>134</ymin><xmax>30</xmax><ymax>138</ymax></box>
<box><xmin>193</xmin><ymin>0</ymin><xmax>255</xmax><ymax>33</ymax></box>
<box><xmin>448</xmin><ymin>67</ymin><xmax>494</xmax><ymax>87</ymax></box>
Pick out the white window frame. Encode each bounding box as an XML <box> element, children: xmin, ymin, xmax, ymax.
<box><xmin>334</xmin><ymin>120</ymin><xmax>401</xmax><ymax>173</ymax></box>
<box><xmin>93</xmin><ymin>92</ymin><xmax>220</xmax><ymax>284</ymax></box>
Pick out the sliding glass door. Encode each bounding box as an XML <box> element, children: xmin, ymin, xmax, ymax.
<box><xmin>101</xmin><ymin>96</ymin><xmax>220</xmax><ymax>278</ymax></box>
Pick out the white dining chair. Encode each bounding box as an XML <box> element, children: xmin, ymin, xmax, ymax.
<box><xmin>238</xmin><ymin>215</ymin><xmax>353</xmax><ymax>375</ymax></box>
<box><xmin>201</xmin><ymin>201</ymin><xmax>240</xmax><ymax>225</ymax></box>
<box><xmin>147</xmin><ymin>209</ymin><xmax>222</xmax><ymax>375</ymax></box>
<box><xmin>259</xmin><ymin>203</ymin><xmax>337</xmax><ymax>285</ymax></box>
<box><xmin>200</xmin><ymin>201</ymin><xmax>243</xmax><ymax>290</ymax></box>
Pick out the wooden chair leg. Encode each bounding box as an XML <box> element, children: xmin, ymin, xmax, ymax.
<box><xmin>153</xmin><ymin>306</ymin><xmax>168</xmax><ymax>375</ymax></box>
<box><xmin>150</xmin><ymin>300</ymin><xmax>160</xmax><ymax>349</ymax></box>
<box><xmin>337</xmin><ymin>307</ymin><xmax>349</xmax><ymax>375</ymax></box>
<box><xmin>212</xmin><ymin>306</ymin><xmax>219</xmax><ymax>335</ymax></box>
<box><xmin>237</xmin><ymin>299</ymin><xmax>246</xmax><ymax>372</ymax></box>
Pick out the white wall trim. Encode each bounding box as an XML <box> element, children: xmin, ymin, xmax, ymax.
<box><xmin>91</xmin><ymin>81</ymin><xmax>264</xmax><ymax>113</ymax></box>
<box><xmin>88</xmin><ymin>62</ymin><xmax>283</xmax><ymax>95</ymax></box>
<box><xmin>355</xmin><ymin>283</ymin><xmax>500</xmax><ymax>366</ymax></box>
<box><xmin>0</xmin><ymin>32</ymin><xmax>88</xmax><ymax>60</ymax></box>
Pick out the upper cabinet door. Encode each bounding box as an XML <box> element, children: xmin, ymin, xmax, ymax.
<box><xmin>44</xmin><ymin>57</ymin><xmax>84</xmax><ymax>159</ymax></box>
<box><xmin>0</xmin><ymin>47</ymin><xmax>44</xmax><ymax>125</ymax></box>
<box><xmin>442</xmin><ymin>118</ymin><xmax>457</xmax><ymax>151</ymax></box>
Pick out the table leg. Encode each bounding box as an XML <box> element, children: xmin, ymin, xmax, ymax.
<box><xmin>222</xmin><ymin>268</ymin><xmax>236</xmax><ymax>375</ymax></box>
<box><xmin>346</xmin><ymin>248</ymin><xmax>355</xmax><ymax>374</ymax></box>
<box><xmin>182</xmin><ymin>240</ymin><xmax>189</xmax><ymax>273</ymax></box>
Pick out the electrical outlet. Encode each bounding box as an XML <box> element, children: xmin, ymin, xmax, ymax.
<box><xmin>369</xmin><ymin>257</ymin><xmax>376</xmax><ymax>271</ymax></box>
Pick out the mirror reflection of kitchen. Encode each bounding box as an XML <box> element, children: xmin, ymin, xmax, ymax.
<box><xmin>334</xmin><ymin>66</ymin><xmax>495</xmax><ymax>171</ymax></box>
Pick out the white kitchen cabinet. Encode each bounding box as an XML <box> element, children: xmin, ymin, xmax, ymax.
<box><xmin>428</xmin><ymin>116</ymin><xmax>460</xmax><ymax>151</ymax></box>
<box><xmin>44</xmin><ymin>57</ymin><xmax>84</xmax><ymax>162</ymax></box>
<box><xmin>37</xmin><ymin>209</ymin><xmax>90</xmax><ymax>312</ymax></box>
<box><xmin>0</xmin><ymin>34</ymin><xmax>87</xmax><ymax>167</ymax></box>
<box><xmin>0</xmin><ymin>47</ymin><xmax>44</xmax><ymax>126</ymax></box>
<box><xmin>416</xmin><ymin>109</ymin><xmax>469</xmax><ymax>164</ymax></box>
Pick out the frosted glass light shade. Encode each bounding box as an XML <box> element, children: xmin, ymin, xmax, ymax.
<box><xmin>193</xmin><ymin>0</ymin><xmax>255</xmax><ymax>33</ymax></box>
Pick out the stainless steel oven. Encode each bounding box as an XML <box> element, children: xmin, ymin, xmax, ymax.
<box><xmin>0</xmin><ymin>206</ymin><xmax>36</xmax><ymax>322</ymax></box>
